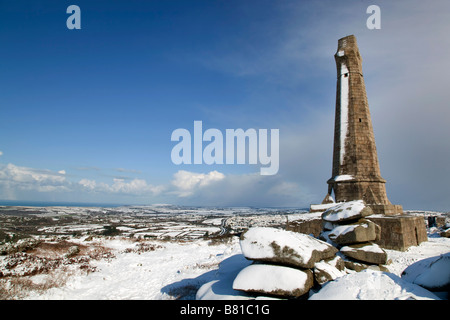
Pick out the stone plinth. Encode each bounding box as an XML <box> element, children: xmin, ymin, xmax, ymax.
<box><xmin>367</xmin><ymin>215</ymin><xmax>428</xmax><ymax>251</ymax></box>
<box><xmin>286</xmin><ymin>218</ymin><xmax>323</xmax><ymax>237</ymax></box>
<box><xmin>370</xmin><ymin>204</ymin><xmax>403</xmax><ymax>216</ymax></box>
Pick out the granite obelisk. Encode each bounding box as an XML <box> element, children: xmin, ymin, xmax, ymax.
<box><xmin>326</xmin><ymin>35</ymin><xmax>402</xmax><ymax>215</ymax></box>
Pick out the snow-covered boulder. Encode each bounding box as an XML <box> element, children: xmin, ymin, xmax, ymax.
<box><xmin>401</xmin><ymin>252</ymin><xmax>450</xmax><ymax>293</ymax></box>
<box><xmin>328</xmin><ymin>219</ymin><xmax>380</xmax><ymax>245</ymax></box>
<box><xmin>340</xmin><ymin>242</ymin><xmax>387</xmax><ymax>265</ymax></box>
<box><xmin>322</xmin><ymin>200</ymin><xmax>373</xmax><ymax>224</ymax></box>
<box><xmin>309</xmin><ymin>269</ymin><xmax>441</xmax><ymax>300</ymax></box>
<box><xmin>313</xmin><ymin>255</ymin><xmax>346</xmax><ymax>285</ymax></box>
<box><xmin>233</xmin><ymin>264</ymin><xmax>313</xmax><ymax>298</ymax></box>
<box><xmin>240</xmin><ymin>227</ymin><xmax>338</xmax><ymax>269</ymax></box>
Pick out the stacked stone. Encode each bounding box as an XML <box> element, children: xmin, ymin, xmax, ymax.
<box><xmin>320</xmin><ymin>200</ymin><xmax>389</xmax><ymax>271</ymax></box>
<box><xmin>229</xmin><ymin>201</ymin><xmax>391</xmax><ymax>299</ymax></box>
<box><xmin>231</xmin><ymin>227</ymin><xmax>346</xmax><ymax>298</ymax></box>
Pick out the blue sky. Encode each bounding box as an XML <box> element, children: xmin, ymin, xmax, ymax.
<box><xmin>1</xmin><ymin>1</ymin><xmax>450</xmax><ymax>210</ymax></box>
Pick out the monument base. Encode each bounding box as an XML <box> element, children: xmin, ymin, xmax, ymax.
<box><xmin>309</xmin><ymin>202</ymin><xmax>403</xmax><ymax>215</ymax></box>
<box><xmin>369</xmin><ymin>204</ymin><xmax>403</xmax><ymax>216</ymax></box>
<box><xmin>367</xmin><ymin>215</ymin><xmax>428</xmax><ymax>251</ymax></box>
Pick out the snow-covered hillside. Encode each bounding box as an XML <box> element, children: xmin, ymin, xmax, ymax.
<box><xmin>10</xmin><ymin>230</ymin><xmax>447</xmax><ymax>300</ymax></box>
<box><xmin>0</xmin><ymin>205</ymin><xmax>448</xmax><ymax>300</ymax></box>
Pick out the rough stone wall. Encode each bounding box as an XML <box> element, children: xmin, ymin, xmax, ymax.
<box><xmin>371</xmin><ymin>204</ymin><xmax>403</xmax><ymax>216</ymax></box>
<box><xmin>367</xmin><ymin>215</ymin><xmax>427</xmax><ymax>251</ymax></box>
<box><xmin>285</xmin><ymin>219</ymin><xmax>323</xmax><ymax>237</ymax></box>
<box><xmin>332</xmin><ymin>181</ymin><xmax>389</xmax><ymax>205</ymax></box>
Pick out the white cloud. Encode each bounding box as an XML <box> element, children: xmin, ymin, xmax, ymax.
<box><xmin>0</xmin><ymin>162</ymin><xmax>167</xmax><ymax>202</ymax></box>
<box><xmin>0</xmin><ymin>163</ymin><xmax>69</xmax><ymax>196</ymax></box>
<box><xmin>0</xmin><ymin>151</ymin><xmax>3</xmax><ymax>156</ymax></box>
<box><xmin>109</xmin><ymin>178</ymin><xmax>151</xmax><ymax>195</ymax></box>
<box><xmin>78</xmin><ymin>178</ymin><xmax>97</xmax><ymax>190</ymax></box>
<box><xmin>0</xmin><ymin>162</ymin><xmax>310</xmax><ymax>206</ymax></box>
<box><xmin>168</xmin><ymin>169</ymin><xmax>311</xmax><ymax>207</ymax></box>
<box><xmin>78</xmin><ymin>177</ymin><xmax>165</xmax><ymax>196</ymax></box>
<box><xmin>171</xmin><ymin>170</ymin><xmax>225</xmax><ymax>197</ymax></box>
<box><xmin>0</xmin><ymin>163</ymin><xmax>66</xmax><ymax>186</ymax></box>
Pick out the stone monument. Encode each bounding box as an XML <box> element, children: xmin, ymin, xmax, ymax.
<box><xmin>325</xmin><ymin>35</ymin><xmax>402</xmax><ymax>215</ymax></box>
<box><xmin>304</xmin><ymin>35</ymin><xmax>427</xmax><ymax>251</ymax></box>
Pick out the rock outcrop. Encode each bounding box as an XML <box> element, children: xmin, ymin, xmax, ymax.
<box><xmin>232</xmin><ymin>203</ymin><xmax>390</xmax><ymax>298</ymax></box>
<box><xmin>340</xmin><ymin>242</ymin><xmax>387</xmax><ymax>265</ymax></box>
<box><xmin>232</xmin><ymin>227</ymin><xmax>341</xmax><ymax>298</ymax></box>
<box><xmin>322</xmin><ymin>200</ymin><xmax>373</xmax><ymax>224</ymax></box>
<box><xmin>313</xmin><ymin>255</ymin><xmax>346</xmax><ymax>286</ymax></box>
<box><xmin>239</xmin><ymin>227</ymin><xmax>337</xmax><ymax>269</ymax></box>
<box><xmin>328</xmin><ymin>219</ymin><xmax>380</xmax><ymax>245</ymax></box>
<box><xmin>320</xmin><ymin>200</ymin><xmax>388</xmax><ymax>268</ymax></box>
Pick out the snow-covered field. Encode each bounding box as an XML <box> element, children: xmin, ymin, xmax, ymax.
<box><xmin>0</xmin><ymin>205</ymin><xmax>448</xmax><ymax>300</ymax></box>
<box><xmin>24</xmin><ymin>237</ymin><xmax>242</xmax><ymax>300</ymax></box>
<box><xmin>16</xmin><ymin>233</ymin><xmax>449</xmax><ymax>300</ymax></box>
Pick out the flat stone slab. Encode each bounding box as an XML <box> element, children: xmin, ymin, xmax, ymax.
<box><xmin>233</xmin><ymin>264</ymin><xmax>314</xmax><ymax>298</ymax></box>
<box><xmin>328</xmin><ymin>219</ymin><xmax>380</xmax><ymax>245</ymax></box>
<box><xmin>240</xmin><ymin>227</ymin><xmax>338</xmax><ymax>269</ymax></box>
<box><xmin>322</xmin><ymin>200</ymin><xmax>373</xmax><ymax>224</ymax></box>
<box><xmin>340</xmin><ymin>242</ymin><xmax>387</xmax><ymax>265</ymax></box>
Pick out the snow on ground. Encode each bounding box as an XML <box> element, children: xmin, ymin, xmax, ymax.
<box><xmin>308</xmin><ymin>269</ymin><xmax>441</xmax><ymax>300</ymax></box>
<box><xmin>0</xmin><ymin>205</ymin><xmax>448</xmax><ymax>300</ymax></box>
<box><xmin>401</xmin><ymin>252</ymin><xmax>450</xmax><ymax>291</ymax></box>
<box><xmin>25</xmin><ymin>237</ymin><xmax>242</xmax><ymax>300</ymax></box>
<box><xmin>196</xmin><ymin>232</ymin><xmax>450</xmax><ymax>300</ymax></box>
<box><xmin>311</xmin><ymin>234</ymin><xmax>450</xmax><ymax>300</ymax></box>
<box><xmin>384</xmin><ymin>234</ymin><xmax>450</xmax><ymax>276</ymax></box>
<box><xmin>308</xmin><ymin>235</ymin><xmax>450</xmax><ymax>300</ymax></box>
<box><xmin>19</xmin><ymin>233</ymin><xmax>449</xmax><ymax>300</ymax></box>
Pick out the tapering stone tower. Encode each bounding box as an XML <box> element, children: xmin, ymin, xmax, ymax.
<box><xmin>327</xmin><ymin>35</ymin><xmax>402</xmax><ymax>216</ymax></box>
